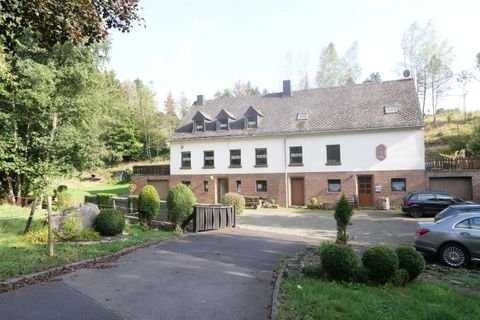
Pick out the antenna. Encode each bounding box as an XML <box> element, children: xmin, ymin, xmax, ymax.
<box><xmin>403</xmin><ymin>70</ymin><xmax>411</xmax><ymax>78</ymax></box>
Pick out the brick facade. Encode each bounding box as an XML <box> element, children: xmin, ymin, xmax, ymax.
<box><xmin>167</xmin><ymin>169</ymin><xmax>426</xmax><ymax>207</ymax></box>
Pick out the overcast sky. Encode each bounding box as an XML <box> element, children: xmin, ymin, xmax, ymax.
<box><xmin>107</xmin><ymin>0</ymin><xmax>480</xmax><ymax>113</ymax></box>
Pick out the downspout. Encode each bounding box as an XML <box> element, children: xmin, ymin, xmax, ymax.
<box><xmin>284</xmin><ymin>136</ymin><xmax>288</xmax><ymax>207</ymax></box>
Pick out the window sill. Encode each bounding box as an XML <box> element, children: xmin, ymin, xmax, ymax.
<box><xmin>289</xmin><ymin>163</ymin><xmax>304</xmax><ymax>167</ymax></box>
<box><xmin>202</xmin><ymin>166</ymin><xmax>215</xmax><ymax>169</ymax></box>
<box><xmin>179</xmin><ymin>166</ymin><xmax>191</xmax><ymax>170</ymax></box>
<box><xmin>256</xmin><ymin>191</ymin><xmax>268</xmax><ymax>193</ymax></box>
<box><xmin>229</xmin><ymin>165</ymin><xmax>242</xmax><ymax>168</ymax></box>
<box><xmin>254</xmin><ymin>164</ymin><xmax>268</xmax><ymax>168</ymax></box>
<box><xmin>325</xmin><ymin>162</ymin><xmax>342</xmax><ymax>166</ymax></box>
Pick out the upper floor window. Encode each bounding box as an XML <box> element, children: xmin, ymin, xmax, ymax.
<box><xmin>247</xmin><ymin>116</ymin><xmax>257</xmax><ymax>128</ymax></box>
<box><xmin>195</xmin><ymin>120</ymin><xmax>204</xmax><ymax>131</ymax></box>
<box><xmin>219</xmin><ymin>119</ymin><xmax>228</xmax><ymax>130</ymax></box>
<box><xmin>326</xmin><ymin>144</ymin><xmax>341</xmax><ymax>165</ymax></box>
<box><xmin>230</xmin><ymin>149</ymin><xmax>241</xmax><ymax>167</ymax></box>
<box><xmin>289</xmin><ymin>146</ymin><xmax>303</xmax><ymax>165</ymax></box>
<box><xmin>255</xmin><ymin>148</ymin><xmax>267</xmax><ymax>166</ymax></box>
<box><xmin>204</xmin><ymin>150</ymin><xmax>214</xmax><ymax>167</ymax></box>
<box><xmin>181</xmin><ymin>151</ymin><xmax>191</xmax><ymax>168</ymax></box>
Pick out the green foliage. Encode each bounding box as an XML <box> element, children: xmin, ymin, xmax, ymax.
<box><xmin>395</xmin><ymin>246</ymin><xmax>425</xmax><ymax>281</ymax></box>
<box><xmin>393</xmin><ymin>269</ymin><xmax>410</xmax><ymax>287</ymax></box>
<box><xmin>56</xmin><ymin>191</ymin><xmax>76</xmax><ymax>211</ymax></box>
<box><xmin>59</xmin><ymin>216</ymin><xmax>82</xmax><ymax>241</ymax></box>
<box><xmin>320</xmin><ymin>243</ymin><xmax>358</xmax><ymax>282</ymax></box>
<box><xmin>167</xmin><ymin>184</ymin><xmax>196</xmax><ymax>228</ymax></box>
<box><xmin>138</xmin><ymin>185</ymin><xmax>160</xmax><ymax>225</ymax></box>
<box><xmin>128</xmin><ymin>195</ymin><xmax>139</xmax><ymax>213</ymax></box>
<box><xmin>362</xmin><ymin>245</ymin><xmax>399</xmax><ymax>285</ymax></box>
<box><xmin>334</xmin><ymin>194</ymin><xmax>353</xmax><ymax>244</ymax></box>
<box><xmin>308</xmin><ymin>197</ymin><xmax>318</xmax><ymax>206</ymax></box>
<box><xmin>78</xmin><ymin>229</ymin><xmax>101</xmax><ymax>241</ymax></box>
<box><xmin>84</xmin><ymin>195</ymin><xmax>97</xmax><ymax>204</ymax></box>
<box><xmin>222</xmin><ymin>192</ymin><xmax>245</xmax><ymax>215</ymax></box>
<box><xmin>303</xmin><ymin>264</ymin><xmax>323</xmax><ymax>278</ymax></box>
<box><xmin>94</xmin><ymin>209</ymin><xmax>125</xmax><ymax>236</ymax></box>
<box><xmin>23</xmin><ymin>228</ymin><xmax>50</xmax><ymax>243</ymax></box>
<box><xmin>352</xmin><ymin>265</ymin><xmax>369</xmax><ymax>283</ymax></box>
<box><xmin>96</xmin><ymin>193</ymin><xmax>115</xmax><ymax>208</ymax></box>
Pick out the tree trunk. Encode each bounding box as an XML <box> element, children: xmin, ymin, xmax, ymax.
<box><xmin>6</xmin><ymin>174</ymin><xmax>15</xmax><ymax>204</ymax></box>
<box><xmin>24</xmin><ymin>198</ymin><xmax>37</xmax><ymax>234</ymax></box>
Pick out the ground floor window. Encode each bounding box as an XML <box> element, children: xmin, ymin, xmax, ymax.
<box><xmin>182</xmin><ymin>181</ymin><xmax>191</xmax><ymax>188</ymax></box>
<box><xmin>203</xmin><ymin>180</ymin><xmax>209</xmax><ymax>192</ymax></box>
<box><xmin>256</xmin><ymin>180</ymin><xmax>267</xmax><ymax>192</ymax></box>
<box><xmin>391</xmin><ymin>178</ymin><xmax>406</xmax><ymax>191</ymax></box>
<box><xmin>236</xmin><ymin>180</ymin><xmax>242</xmax><ymax>193</ymax></box>
<box><xmin>328</xmin><ymin>179</ymin><xmax>341</xmax><ymax>192</ymax></box>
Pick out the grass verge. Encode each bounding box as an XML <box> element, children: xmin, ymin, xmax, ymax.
<box><xmin>0</xmin><ymin>205</ymin><xmax>173</xmax><ymax>282</ymax></box>
<box><xmin>279</xmin><ymin>277</ymin><xmax>480</xmax><ymax>320</ymax></box>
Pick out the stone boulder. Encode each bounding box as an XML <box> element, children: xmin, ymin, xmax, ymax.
<box><xmin>51</xmin><ymin>203</ymin><xmax>101</xmax><ymax>232</ymax></box>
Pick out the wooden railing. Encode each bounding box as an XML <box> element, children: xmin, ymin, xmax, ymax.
<box><xmin>132</xmin><ymin>165</ymin><xmax>170</xmax><ymax>176</ymax></box>
<box><xmin>181</xmin><ymin>205</ymin><xmax>236</xmax><ymax>232</ymax></box>
<box><xmin>426</xmin><ymin>158</ymin><xmax>480</xmax><ymax>171</ymax></box>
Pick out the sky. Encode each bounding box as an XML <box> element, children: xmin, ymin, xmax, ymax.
<box><xmin>107</xmin><ymin>0</ymin><xmax>480</xmax><ymax>113</ymax></box>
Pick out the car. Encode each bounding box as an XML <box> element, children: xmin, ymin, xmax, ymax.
<box><xmin>401</xmin><ymin>191</ymin><xmax>473</xmax><ymax>218</ymax></box>
<box><xmin>434</xmin><ymin>204</ymin><xmax>480</xmax><ymax>222</ymax></box>
<box><xmin>414</xmin><ymin>213</ymin><xmax>480</xmax><ymax>267</ymax></box>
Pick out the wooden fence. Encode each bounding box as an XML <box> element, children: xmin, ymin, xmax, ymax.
<box><xmin>187</xmin><ymin>205</ymin><xmax>236</xmax><ymax>233</ymax></box>
<box><xmin>426</xmin><ymin>158</ymin><xmax>480</xmax><ymax>171</ymax></box>
<box><xmin>133</xmin><ymin>165</ymin><xmax>170</xmax><ymax>176</ymax></box>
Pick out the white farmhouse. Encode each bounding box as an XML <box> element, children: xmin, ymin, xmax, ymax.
<box><xmin>167</xmin><ymin>79</ymin><xmax>425</xmax><ymax>207</ymax></box>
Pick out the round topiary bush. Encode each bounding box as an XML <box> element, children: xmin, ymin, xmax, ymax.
<box><xmin>222</xmin><ymin>193</ymin><xmax>245</xmax><ymax>215</ymax></box>
<box><xmin>395</xmin><ymin>246</ymin><xmax>425</xmax><ymax>281</ymax></box>
<box><xmin>138</xmin><ymin>185</ymin><xmax>160</xmax><ymax>225</ymax></box>
<box><xmin>95</xmin><ymin>209</ymin><xmax>125</xmax><ymax>236</ymax></box>
<box><xmin>362</xmin><ymin>245</ymin><xmax>399</xmax><ymax>285</ymax></box>
<box><xmin>320</xmin><ymin>243</ymin><xmax>359</xmax><ymax>282</ymax></box>
<box><xmin>167</xmin><ymin>184</ymin><xmax>196</xmax><ymax>229</ymax></box>
<box><xmin>393</xmin><ymin>269</ymin><xmax>410</xmax><ymax>287</ymax></box>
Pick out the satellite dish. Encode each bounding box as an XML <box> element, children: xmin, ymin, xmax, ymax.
<box><xmin>403</xmin><ymin>70</ymin><xmax>411</xmax><ymax>78</ymax></box>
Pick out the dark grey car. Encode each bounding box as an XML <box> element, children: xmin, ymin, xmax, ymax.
<box><xmin>415</xmin><ymin>213</ymin><xmax>480</xmax><ymax>267</ymax></box>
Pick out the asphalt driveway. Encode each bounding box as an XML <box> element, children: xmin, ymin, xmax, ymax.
<box><xmin>0</xmin><ymin>229</ymin><xmax>311</xmax><ymax>320</ymax></box>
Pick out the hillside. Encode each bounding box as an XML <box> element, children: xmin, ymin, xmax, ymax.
<box><xmin>424</xmin><ymin>110</ymin><xmax>480</xmax><ymax>159</ymax></box>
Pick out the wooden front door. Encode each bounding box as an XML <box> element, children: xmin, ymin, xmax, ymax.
<box><xmin>358</xmin><ymin>176</ymin><xmax>373</xmax><ymax>207</ymax></box>
<box><xmin>217</xmin><ymin>178</ymin><xmax>228</xmax><ymax>203</ymax></box>
<box><xmin>290</xmin><ymin>178</ymin><xmax>305</xmax><ymax>206</ymax></box>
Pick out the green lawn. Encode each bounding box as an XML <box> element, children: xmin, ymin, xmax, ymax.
<box><xmin>0</xmin><ymin>205</ymin><xmax>173</xmax><ymax>282</ymax></box>
<box><xmin>279</xmin><ymin>277</ymin><xmax>480</xmax><ymax>320</ymax></box>
<box><xmin>61</xmin><ymin>181</ymin><xmax>130</xmax><ymax>203</ymax></box>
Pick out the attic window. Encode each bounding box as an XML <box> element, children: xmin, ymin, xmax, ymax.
<box><xmin>219</xmin><ymin>119</ymin><xmax>228</xmax><ymax>130</ymax></box>
<box><xmin>384</xmin><ymin>106</ymin><xmax>398</xmax><ymax>114</ymax></box>
<box><xmin>247</xmin><ymin>116</ymin><xmax>257</xmax><ymax>128</ymax></box>
<box><xmin>195</xmin><ymin>120</ymin><xmax>204</xmax><ymax>131</ymax></box>
<box><xmin>297</xmin><ymin>112</ymin><xmax>308</xmax><ymax>120</ymax></box>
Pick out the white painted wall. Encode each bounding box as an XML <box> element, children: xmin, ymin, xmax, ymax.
<box><xmin>170</xmin><ymin>128</ymin><xmax>425</xmax><ymax>175</ymax></box>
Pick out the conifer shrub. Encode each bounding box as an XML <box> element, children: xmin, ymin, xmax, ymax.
<box><xmin>138</xmin><ymin>185</ymin><xmax>160</xmax><ymax>225</ymax></box>
<box><xmin>395</xmin><ymin>246</ymin><xmax>425</xmax><ymax>281</ymax></box>
<box><xmin>334</xmin><ymin>194</ymin><xmax>353</xmax><ymax>244</ymax></box>
<box><xmin>362</xmin><ymin>245</ymin><xmax>399</xmax><ymax>285</ymax></box>
<box><xmin>167</xmin><ymin>183</ymin><xmax>196</xmax><ymax>229</ymax></box>
<box><xmin>222</xmin><ymin>192</ymin><xmax>245</xmax><ymax>215</ymax></box>
<box><xmin>320</xmin><ymin>243</ymin><xmax>359</xmax><ymax>282</ymax></box>
<box><xmin>95</xmin><ymin>209</ymin><xmax>125</xmax><ymax>236</ymax></box>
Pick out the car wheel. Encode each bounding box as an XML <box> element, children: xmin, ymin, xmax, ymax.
<box><xmin>439</xmin><ymin>243</ymin><xmax>470</xmax><ymax>268</ymax></box>
<box><xmin>410</xmin><ymin>206</ymin><xmax>423</xmax><ymax>218</ymax></box>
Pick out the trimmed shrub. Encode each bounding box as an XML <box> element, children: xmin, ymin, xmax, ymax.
<box><xmin>84</xmin><ymin>195</ymin><xmax>97</xmax><ymax>204</ymax></box>
<box><xmin>95</xmin><ymin>209</ymin><xmax>125</xmax><ymax>236</ymax></box>
<box><xmin>334</xmin><ymin>194</ymin><xmax>353</xmax><ymax>244</ymax></box>
<box><xmin>167</xmin><ymin>183</ymin><xmax>196</xmax><ymax>228</ymax></box>
<box><xmin>352</xmin><ymin>265</ymin><xmax>369</xmax><ymax>284</ymax></box>
<box><xmin>320</xmin><ymin>243</ymin><xmax>359</xmax><ymax>282</ymax></box>
<box><xmin>56</xmin><ymin>191</ymin><xmax>76</xmax><ymax>211</ymax></box>
<box><xmin>138</xmin><ymin>186</ymin><xmax>160</xmax><ymax>225</ymax></box>
<box><xmin>307</xmin><ymin>197</ymin><xmax>318</xmax><ymax>209</ymax></box>
<box><xmin>362</xmin><ymin>245</ymin><xmax>399</xmax><ymax>285</ymax></box>
<box><xmin>96</xmin><ymin>193</ymin><xmax>115</xmax><ymax>209</ymax></box>
<box><xmin>395</xmin><ymin>246</ymin><xmax>425</xmax><ymax>281</ymax></box>
<box><xmin>222</xmin><ymin>192</ymin><xmax>245</xmax><ymax>215</ymax></box>
<box><xmin>393</xmin><ymin>269</ymin><xmax>410</xmax><ymax>287</ymax></box>
<box><xmin>128</xmin><ymin>195</ymin><xmax>139</xmax><ymax>213</ymax></box>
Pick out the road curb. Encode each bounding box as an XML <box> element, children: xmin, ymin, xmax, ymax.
<box><xmin>270</xmin><ymin>263</ymin><xmax>286</xmax><ymax>320</ymax></box>
<box><xmin>0</xmin><ymin>233</ymin><xmax>183</xmax><ymax>294</ymax></box>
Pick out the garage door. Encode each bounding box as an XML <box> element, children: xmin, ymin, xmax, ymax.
<box><xmin>147</xmin><ymin>180</ymin><xmax>169</xmax><ymax>200</ymax></box>
<box><xmin>429</xmin><ymin>177</ymin><xmax>472</xmax><ymax>200</ymax></box>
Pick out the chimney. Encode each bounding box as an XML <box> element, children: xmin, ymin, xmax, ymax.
<box><xmin>196</xmin><ymin>95</ymin><xmax>204</xmax><ymax>106</ymax></box>
<box><xmin>282</xmin><ymin>80</ymin><xmax>291</xmax><ymax>97</ymax></box>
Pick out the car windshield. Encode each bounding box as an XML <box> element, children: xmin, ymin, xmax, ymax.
<box><xmin>435</xmin><ymin>214</ymin><xmax>457</xmax><ymax>224</ymax></box>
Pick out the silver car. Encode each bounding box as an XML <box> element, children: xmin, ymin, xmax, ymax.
<box><xmin>414</xmin><ymin>213</ymin><xmax>480</xmax><ymax>267</ymax></box>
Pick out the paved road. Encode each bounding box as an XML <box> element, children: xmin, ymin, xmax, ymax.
<box><xmin>0</xmin><ymin>229</ymin><xmax>311</xmax><ymax>320</ymax></box>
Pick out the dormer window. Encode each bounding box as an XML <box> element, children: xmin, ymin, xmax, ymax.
<box><xmin>195</xmin><ymin>120</ymin><xmax>204</xmax><ymax>131</ymax></box>
<box><xmin>219</xmin><ymin>119</ymin><xmax>228</xmax><ymax>130</ymax></box>
<box><xmin>247</xmin><ymin>116</ymin><xmax>257</xmax><ymax>128</ymax></box>
<box><xmin>215</xmin><ymin>109</ymin><xmax>235</xmax><ymax>131</ymax></box>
